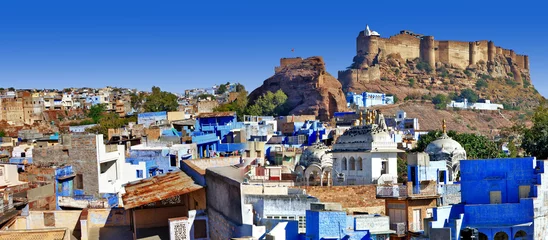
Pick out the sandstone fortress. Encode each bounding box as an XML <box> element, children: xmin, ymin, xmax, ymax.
<box><xmin>356</xmin><ymin>27</ymin><xmax>528</xmax><ymax>70</ymax></box>
<box><xmin>339</xmin><ymin>26</ymin><xmax>530</xmax><ymax>86</ymax></box>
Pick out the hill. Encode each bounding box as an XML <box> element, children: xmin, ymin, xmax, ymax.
<box><xmin>248</xmin><ymin>56</ymin><xmax>347</xmax><ymax>121</ymax></box>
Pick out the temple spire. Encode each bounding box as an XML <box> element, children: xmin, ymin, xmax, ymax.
<box><xmin>359</xmin><ymin>111</ymin><xmax>363</xmax><ymax>126</ymax></box>
<box><xmin>442</xmin><ymin>119</ymin><xmax>447</xmax><ymax>134</ymax></box>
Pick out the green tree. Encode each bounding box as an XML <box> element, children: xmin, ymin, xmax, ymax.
<box><xmin>235</xmin><ymin>83</ymin><xmax>246</xmax><ymax>93</ymax></box>
<box><xmin>87</xmin><ymin>104</ymin><xmax>107</xmax><ymax>123</ymax></box>
<box><xmin>213</xmin><ymin>90</ymin><xmax>249</xmax><ymax>120</ymax></box>
<box><xmin>416</xmin><ymin>61</ymin><xmax>432</xmax><ymax>73</ymax></box>
<box><xmin>143</xmin><ymin>86</ymin><xmax>179</xmax><ymax>112</ymax></box>
<box><xmin>216</xmin><ymin>84</ymin><xmax>228</xmax><ymax>95</ymax></box>
<box><xmin>475</xmin><ymin>79</ymin><xmax>488</xmax><ymax>90</ymax></box>
<box><xmin>0</xmin><ymin>130</ymin><xmax>6</xmax><ymax>137</ymax></box>
<box><xmin>397</xmin><ymin>157</ymin><xmax>408</xmax><ymax>183</ymax></box>
<box><xmin>408</xmin><ymin>78</ymin><xmax>415</xmax><ymax>87</ymax></box>
<box><xmin>521</xmin><ymin>105</ymin><xmax>548</xmax><ymax>159</ymax></box>
<box><xmin>86</xmin><ymin>113</ymin><xmax>133</xmax><ymax>140</ymax></box>
<box><xmin>432</xmin><ymin>94</ymin><xmax>450</xmax><ymax>109</ymax></box>
<box><xmin>413</xmin><ymin>130</ymin><xmax>503</xmax><ymax>159</ymax></box>
<box><xmin>197</xmin><ymin>94</ymin><xmax>216</xmax><ymax>100</ymax></box>
<box><xmin>7</xmin><ymin>87</ymin><xmax>15</xmax><ymax>91</ymax></box>
<box><xmin>459</xmin><ymin>88</ymin><xmax>479</xmax><ymax>103</ymax></box>
<box><xmin>246</xmin><ymin>90</ymin><xmax>288</xmax><ymax>116</ymax></box>
<box><xmin>130</xmin><ymin>92</ymin><xmax>146</xmax><ymax>112</ymax></box>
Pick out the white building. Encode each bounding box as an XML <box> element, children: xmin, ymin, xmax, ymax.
<box><xmin>447</xmin><ymin>99</ymin><xmax>503</xmax><ymax>110</ymax></box>
<box><xmin>95</xmin><ymin>135</ymin><xmax>146</xmax><ymax>205</ymax></box>
<box><xmin>331</xmin><ymin>112</ymin><xmax>403</xmax><ymax>185</ymax></box>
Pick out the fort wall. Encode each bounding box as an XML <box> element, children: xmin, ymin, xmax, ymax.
<box><xmin>355</xmin><ymin>31</ymin><xmax>528</xmax><ymax>71</ymax></box>
<box><xmin>275</xmin><ymin>57</ymin><xmax>303</xmax><ymax>73</ymax></box>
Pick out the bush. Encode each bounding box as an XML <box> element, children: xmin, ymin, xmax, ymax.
<box><xmin>422</xmin><ymin>94</ymin><xmax>433</xmax><ymax>100</ymax></box>
<box><xmin>437</xmin><ymin>67</ymin><xmax>449</xmax><ymax>78</ymax></box>
<box><xmin>505</xmin><ymin>78</ymin><xmax>518</xmax><ymax>88</ymax></box>
<box><xmin>408</xmin><ymin>78</ymin><xmax>415</xmax><ymax>87</ymax></box>
<box><xmin>523</xmin><ymin>80</ymin><xmax>531</xmax><ymax>88</ymax></box>
<box><xmin>480</xmin><ymin>74</ymin><xmax>492</xmax><ymax>80</ymax></box>
<box><xmin>459</xmin><ymin>88</ymin><xmax>479</xmax><ymax>103</ymax></box>
<box><xmin>416</xmin><ymin>61</ymin><xmax>432</xmax><ymax>73</ymax></box>
<box><xmin>507</xmin><ymin>72</ymin><xmax>514</xmax><ymax>77</ymax></box>
<box><xmin>464</xmin><ymin>69</ymin><xmax>473</xmax><ymax>77</ymax></box>
<box><xmin>476</xmin><ymin>79</ymin><xmax>488</xmax><ymax>90</ymax></box>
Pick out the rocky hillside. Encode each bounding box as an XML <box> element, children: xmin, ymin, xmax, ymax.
<box><xmin>375</xmin><ymin>101</ymin><xmax>531</xmax><ymax>138</ymax></box>
<box><xmin>248</xmin><ymin>56</ymin><xmax>347</xmax><ymax>121</ymax></box>
<box><xmin>340</xmin><ymin>53</ymin><xmax>544</xmax><ymax>109</ymax></box>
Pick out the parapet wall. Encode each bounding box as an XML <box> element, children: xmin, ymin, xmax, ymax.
<box><xmin>356</xmin><ymin>31</ymin><xmax>529</xmax><ymax>70</ymax></box>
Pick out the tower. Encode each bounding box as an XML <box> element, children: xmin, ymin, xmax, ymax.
<box><xmin>469</xmin><ymin>42</ymin><xmax>477</xmax><ymax>66</ymax></box>
<box><xmin>420</xmin><ymin>36</ymin><xmax>435</xmax><ymax>69</ymax></box>
<box><xmin>487</xmin><ymin>41</ymin><xmax>495</xmax><ymax>62</ymax></box>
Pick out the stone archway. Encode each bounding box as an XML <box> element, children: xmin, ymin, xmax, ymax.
<box><xmin>305</xmin><ymin>164</ymin><xmax>322</xmax><ymax>186</ymax></box>
<box><xmin>494</xmin><ymin>231</ymin><xmax>508</xmax><ymax>240</ymax></box>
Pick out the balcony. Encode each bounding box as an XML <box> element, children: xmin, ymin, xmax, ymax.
<box><xmin>376</xmin><ymin>181</ymin><xmax>439</xmax><ymax>199</ymax></box>
<box><xmin>192</xmin><ymin>133</ymin><xmax>219</xmax><ymax>144</ymax></box>
<box><xmin>464</xmin><ymin>199</ymin><xmax>533</xmax><ymax>227</ymax></box>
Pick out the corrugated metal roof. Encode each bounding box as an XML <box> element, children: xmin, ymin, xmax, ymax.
<box><xmin>197</xmin><ymin>111</ymin><xmax>236</xmax><ymax>118</ymax></box>
<box><xmin>122</xmin><ymin>170</ymin><xmax>202</xmax><ymax>209</ymax></box>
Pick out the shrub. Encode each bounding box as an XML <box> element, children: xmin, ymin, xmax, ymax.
<box><xmin>507</xmin><ymin>72</ymin><xmax>514</xmax><ymax>77</ymax></box>
<box><xmin>464</xmin><ymin>69</ymin><xmax>473</xmax><ymax>77</ymax></box>
<box><xmin>476</xmin><ymin>79</ymin><xmax>488</xmax><ymax>90</ymax></box>
<box><xmin>408</xmin><ymin>78</ymin><xmax>415</xmax><ymax>87</ymax></box>
<box><xmin>480</xmin><ymin>74</ymin><xmax>492</xmax><ymax>80</ymax></box>
<box><xmin>422</xmin><ymin>94</ymin><xmax>433</xmax><ymax>100</ymax></box>
<box><xmin>505</xmin><ymin>78</ymin><xmax>518</xmax><ymax>88</ymax></box>
<box><xmin>523</xmin><ymin>80</ymin><xmax>531</xmax><ymax>88</ymax></box>
<box><xmin>437</xmin><ymin>67</ymin><xmax>449</xmax><ymax>78</ymax></box>
<box><xmin>416</xmin><ymin>61</ymin><xmax>432</xmax><ymax>73</ymax></box>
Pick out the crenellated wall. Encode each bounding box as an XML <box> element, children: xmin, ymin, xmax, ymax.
<box><xmin>355</xmin><ymin>30</ymin><xmax>529</xmax><ymax>70</ymax></box>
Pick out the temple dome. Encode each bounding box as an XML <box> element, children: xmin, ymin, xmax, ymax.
<box><xmin>299</xmin><ymin>142</ymin><xmax>332</xmax><ymax>169</ymax></box>
<box><xmin>332</xmin><ymin>125</ymin><xmax>395</xmax><ymax>152</ymax></box>
<box><xmin>425</xmin><ymin>133</ymin><xmax>465</xmax><ymax>155</ymax></box>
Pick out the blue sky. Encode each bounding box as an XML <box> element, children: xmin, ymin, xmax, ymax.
<box><xmin>0</xmin><ymin>1</ymin><xmax>546</xmax><ymax>97</ymax></box>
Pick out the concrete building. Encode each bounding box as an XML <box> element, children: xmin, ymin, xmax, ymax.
<box><xmin>137</xmin><ymin>111</ymin><xmax>168</xmax><ymax>128</ymax></box>
<box><xmin>331</xmin><ymin>111</ymin><xmax>402</xmax><ymax>186</ymax></box>
<box><xmin>427</xmin><ymin>157</ymin><xmax>548</xmax><ymax>240</ymax></box>
<box><xmin>346</xmin><ymin>92</ymin><xmax>394</xmax><ymax>108</ymax></box>
<box><xmin>447</xmin><ymin>99</ymin><xmax>504</xmax><ymax>111</ymax></box>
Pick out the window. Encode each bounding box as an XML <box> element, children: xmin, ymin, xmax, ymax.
<box><xmin>349</xmin><ymin>157</ymin><xmax>356</xmax><ymax>170</ymax></box>
<box><xmin>519</xmin><ymin>185</ymin><xmax>530</xmax><ymax>198</ymax></box>
<box><xmin>342</xmin><ymin>157</ymin><xmax>347</xmax><ymax>170</ymax></box>
<box><xmin>136</xmin><ymin>170</ymin><xmax>143</xmax><ymax>178</ymax></box>
<box><xmin>170</xmin><ymin>155</ymin><xmax>177</xmax><ymax>167</ymax></box>
<box><xmin>75</xmin><ymin>174</ymin><xmax>83</xmax><ymax>189</ymax></box>
<box><xmin>44</xmin><ymin>212</ymin><xmax>55</xmax><ymax>227</ymax></box>
<box><xmin>490</xmin><ymin>191</ymin><xmax>502</xmax><ymax>204</ymax></box>
<box><xmin>357</xmin><ymin>157</ymin><xmax>363</xmax><ymax>171</ymax></box>
<box><xmin>381</xmin><ymin>161</ymin><xmax>387</xmax><ymax>175</ymax></box>
<box><xmin>438</xmin><ymin>171</ymin><xmax>446</xmax><ymax>184</ymax></box>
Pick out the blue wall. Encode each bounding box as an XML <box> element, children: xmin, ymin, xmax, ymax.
<box><xmin>306</xmin><ymin>210</ymin><xmax>370</xmax><ymax>240</ymax></box>
<box><xmin>461</xmin><ymin>157</ymin><xmax>535</xmax><ymax>204</ymax></box>
<box><xmin>127</xmin><ymin>149</ymin><xmax>179</xmax><ymax>177</ymax></box>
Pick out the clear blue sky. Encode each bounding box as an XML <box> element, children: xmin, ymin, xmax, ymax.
<box><xmin>0</xmin><ymin>0</ymin><xmax>546</xmax><ymax>97</ymax></box>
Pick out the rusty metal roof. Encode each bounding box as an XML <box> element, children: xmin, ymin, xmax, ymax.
<box><xmin>197</xmin><ymin>111</ymin><xmax>236</xmax><ymax>118</ymax></box>
<box><xmin>122</xmin><ymin>170</ymin><xmax>202</xmax><ymax>209</ymax></box>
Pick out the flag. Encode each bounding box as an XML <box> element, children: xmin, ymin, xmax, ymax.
<box><xmin>291</xmin><ymin>48</ymin><xmax>295</xmax><ymax>52</ymax></box>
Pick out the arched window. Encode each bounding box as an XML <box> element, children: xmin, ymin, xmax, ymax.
<box><xmin>342</xmin><ymin>157</ymin><xmax>347</xmax><ymax>170</ymax></box>
<box><xmin>494</xmin><ymin>232</ymin><xmax>509</xmax><ymax>240</ymax></box>
<box><xmin>357</xmin><ymin>157</ymin><xmax>363</xmax><ymax>171</ymax></box>
<box><xmin>350</xmin><ymin>157</ymin><xmax>356</xmax><ymax>170</ymax></box>
<box><xmin>514</xmin><ymin>230</ymin><xmax>527</xmax><ymax>240</ymax></box>
<box><xmin>478</xmin><ymin>233</ymin><xmax>488</xmax><ymax>240</ymax></box>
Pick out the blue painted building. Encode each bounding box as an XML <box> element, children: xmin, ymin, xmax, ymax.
<box><xmin>427</xmin><ymin>157</ymin><xmax>548</xmax><ymax>240</ymax></box>
<box><xmin>126</xmin><ymin>147</ymin><xmax>180</xmax><ymax>177</ymax></box>
<box><xmin>137</xmin><ymin>111</ymin><xmax>168</xmax><ymax>127</ymax></box>
<box><xmin>193</xmin><ymin>112</ymin><xmax>241</xmax><ymax>158</ymax></box>
<box><xmin>305</xmin><ymin>203</ymin><xmax>372</xmax><ymax>240</ymax></box>
<box><xmin>346</xmin><ymin>92</ymin><xmax>394</xmax><ymax>108</ymax></box>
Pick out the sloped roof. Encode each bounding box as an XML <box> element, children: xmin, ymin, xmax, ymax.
<box><xmin>122</xmin><ymin>170</ymin><xmax>202</xmax><ymax>209</ymax></box>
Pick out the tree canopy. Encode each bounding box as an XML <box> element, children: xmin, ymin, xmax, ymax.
<box><xmin>459</xmin><ymin>88</ymin><xmax>479</xmax><ymax>103</ymax></box>
<box><xmin>246</xmin><ymin>90</ymin><xmax>288</xmax><ymax>116</ymax></box>
<box><xmin>143</xmin><ymin>86</ymin><xmax>179</xmax><ymax>112</ymax></box>
<box><xmin>87</xmin><ymin>104</ymin><xmax>107</xmax><ymax>123</ymax></box>
<box><xmin>521</xmin><ymin>104</ymin><xmax>548</xmax><ymax>159</ymax></box>
<box><xmin>130</xmin><ymin>92</ymin><xmax>146</xmax><ymax>113</ymax></box>
<box><xmin>413</xmin><ymin>130</ymin><xmax>504</xmax><ymax>159</ymax></box>
<box><xmin>213</xmin><ymin>90</ymin><xmax>248</xmax><ymax>120</ymax></box>
<box><xmin>86</xmin><ymin>113</ymin><xmax>136</xmax><ymax>140</ymax></box>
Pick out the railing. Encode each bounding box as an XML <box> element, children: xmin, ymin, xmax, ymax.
<box><xmin>390</xmin><ymin>222</ymin><xmax>407</xmax><ymax>235</ymax></box>
<box><xmin>377</xmin><ymin>185</ymin><xmax>408</xmax><ymax>198</ymax></box>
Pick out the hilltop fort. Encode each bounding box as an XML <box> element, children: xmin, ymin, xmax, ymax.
<box><xmin>338</xmin><ymin>26</ymin><xmax>541</xmax><ymax>108</ymax></box>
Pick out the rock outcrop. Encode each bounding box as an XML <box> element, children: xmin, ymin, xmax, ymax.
<box><xmin>249</xmin><ymin>56</ymin><xmax>347</xmax><ymax>121</ymax></box>
<box><xmin>338</xmin><ymin>53</ymin><xmax>543</xmax><ymax>109</ymax></box>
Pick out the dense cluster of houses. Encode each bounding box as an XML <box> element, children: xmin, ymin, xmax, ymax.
<box><xmin>0</xmin><ymin>99</ymin><xmax>541</xmax><ymax>240</ymax></box>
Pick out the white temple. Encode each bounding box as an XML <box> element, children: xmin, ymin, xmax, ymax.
<box><xmin>365</xmin><ymin>25</ymin><xmax>380</xmax><ymax>37</ymax></box>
